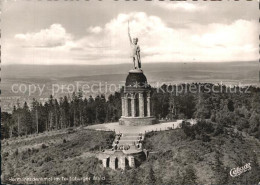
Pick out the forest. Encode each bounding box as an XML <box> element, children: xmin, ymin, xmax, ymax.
<box><xmin>1</xmin><ymin>83</ymin><xmax>260</xmax><ymax>139</ymax></box>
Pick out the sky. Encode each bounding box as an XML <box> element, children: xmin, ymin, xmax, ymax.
<box><xmin>1</xmin><ymin>0</ymin><xmax>259</xmax><ymax>65</ymax></box>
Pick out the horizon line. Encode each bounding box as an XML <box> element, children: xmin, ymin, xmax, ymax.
<box><xmin>1</xmin><ymin>61</ymin><xmax>258</xmax><ymax>66</ymax></box>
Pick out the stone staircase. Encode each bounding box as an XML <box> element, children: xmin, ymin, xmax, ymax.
<box><xmin>112</xmin><ymin>132</ymin><xmax>144</xmax><ymax>151</ymax></box>
<box><xmin>101</xmin><ymin>132</ymin><xmax>146</xmax><ymax>170</ymax></box>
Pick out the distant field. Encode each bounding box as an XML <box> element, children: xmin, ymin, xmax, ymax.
<box><xmin>2</xmin><ymin>62</ymin><xmax>259</xmax><ymax>84</ymax></box>
<box><xmin>1</xmin><ymin>62</ymin><xmax>259</xmax><ymax>112</ymax></box>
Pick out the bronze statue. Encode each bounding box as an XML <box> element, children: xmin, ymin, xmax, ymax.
<box><xmin>128</xmin><ymin>21</ymin><xmax>141</xmax><ymax>69</ymax></box>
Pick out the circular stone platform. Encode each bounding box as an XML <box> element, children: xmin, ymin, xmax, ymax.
<box><xmin>119</xmin><ymin>116</ymin><xmax>157</xmax><ymax>126</ymax></box>
<box><xmin>85</xmin><ymin>120</ymin><xmax>187</xmax><ymax>134</ymax></box>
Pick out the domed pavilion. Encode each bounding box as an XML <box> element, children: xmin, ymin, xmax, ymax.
<box><xmin>119</xmin><ymin>68</ymin><xmax>157</xmax><ymax>126</ymax></box>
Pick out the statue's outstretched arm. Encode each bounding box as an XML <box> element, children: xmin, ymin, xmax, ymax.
<box><xmin>128</xmin><ymin>32</ymin><xmax>133</xmax><ymax>44</ymax></box>
<box><xmin>128</xmin><ymin>21</ymin><xmax>133</xmax><ymax>44</ymax></box>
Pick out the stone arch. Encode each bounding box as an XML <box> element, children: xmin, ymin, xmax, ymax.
<box><xmin>134</xmin><ymin>93</ymin><xmax>139</xmax><ymax>117</ymax></box>
<box><xmin>107</xmin><ymin>157</ymin><xmax>110</xmax><ymax>167</ymax></box>
<box><xmin>126</xmin><ymin>93</ymin><xmax>132</xmax><ymax>117</ymax></box>
<box><xmin>143</xmin><ymin>92</ymin><xmax>148</xmax><ymax>117</ymax></box>
<box><xmin>125</xmin><ymin>157</ymin><xmax>129</xmax><ymax>167</ymax></box>
<box><xmin>115</xmin><ymin>157</ymin><xmax>118</xmax><ymax>169</ymax></box>
<box><xmin>125</xmin><ymin>93</ymin><xmax>131</xmax><ymax>97</ymax></box>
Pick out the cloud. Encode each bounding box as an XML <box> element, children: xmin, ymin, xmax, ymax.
<box><xmin>71</xmin><ymin>12</ymin><xmax>176</xmax><ymax>63</ymax></box>
<box><xmin>191</xmin><ymin>20</ymin><xmax>257</xmax><ymax>46</ymax></box>
<box><xmin>154</xmin><ymin>2</ymin><xmax>204</xmax><ymax>12</ymax></box>
<box><xmin>74</xmin><ymin>12</ymin><xmax>258</xmax><ymax>63</ymax></box>
<box><xmin>5</xmin><ymin>13</ymin><xmax>258</xmax><ymax>65</ymax></box>
<box><xmin>87</xmin><ymin>26</ymin><xmax>102</xmax><ymax>34</ymax></box>
<box><xmin>14</xmin><ymin>24</ymin><xmax>72</xmax><ymax>48</ymax></box>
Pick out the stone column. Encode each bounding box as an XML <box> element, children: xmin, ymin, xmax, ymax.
<box><xmin>139</xmin><ymin>143</ymin><xmax>143</xmax><ymax>150</ymax></box>
<box><xmin>131</xmin><ymin>94</ymin><xmax>136</xmax><ymax>117</ymax></box>
<box><xmin>147</xmin><ymin>92</ymin><xmax>151</xmax><ymax>117</ymax></box>
<box><xmin>125</xmin><ymin>96</ymin><xmax>129</xmax><ymax>117</ymax></box>
<box><xmin>139</xmin><ymin>93</ymin><xmax>144</xmax><ymax>117</ymax></box>
<box><xmin>128</xmin><ymin>156</ymin><xmax>135</xmax><ymax>168</ymax></box>
<box><xmin>102</xmin><ymin>157</ymin><xmax>109</xmax><ymax>168</ymax></box>
<box><xmin>121</xmin><ymin>96</ymin><xmax>125</xmax><ymax>117</ymax></box>
<box><xmin>119</xmin><ymin>157</ymin><xmax>126</xmax><ymax>170</ymax></box>
<box><xmin>110</xmin><ymin>157</ymin><xmax>117</xmax><ymax>170</ymax></box>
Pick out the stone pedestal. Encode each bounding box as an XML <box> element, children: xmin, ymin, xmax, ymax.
<box><xmin>119</xmin><ymin>69</ymin><xmax>158</xmax><ymax>126</ymax></box>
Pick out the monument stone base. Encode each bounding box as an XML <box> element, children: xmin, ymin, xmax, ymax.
<box><xmin>119</xmin><ymin>116</ymin><xmax>158</xmax><ymax>126</ymax></box>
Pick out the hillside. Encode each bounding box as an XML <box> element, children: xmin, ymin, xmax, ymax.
<box><xmin>142</xmin><ymin>126</ymin><xmax>260</xmax><ymax>184</ymax></box>
<box><xmin>1</xmin><ymin>124</ymin><xmax>259</xmax><ymax>184</ymax></box>
<box><xmin>1</xmin><ymin>128</ymin><xmax>115</xmax><ymax>184</ymax></box>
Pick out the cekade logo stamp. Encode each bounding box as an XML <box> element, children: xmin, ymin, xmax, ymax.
<box><xmin>230</xmin><ymin>163</ymin><xmax>251</xmax><ymax>177</ymax></box>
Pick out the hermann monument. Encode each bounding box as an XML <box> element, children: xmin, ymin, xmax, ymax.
<box><xmin>119</xmin><ymin>22</ymin><xmax>157</xmax><ymax>126</ymax></box>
